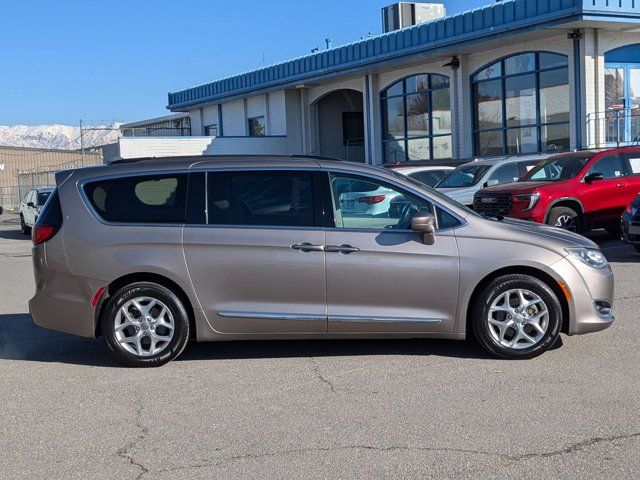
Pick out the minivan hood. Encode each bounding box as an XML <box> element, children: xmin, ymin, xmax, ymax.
<box><xmin>465</xmin><ymin>214</ymin><xmax>598</xmax><ymax>251</ymax></box>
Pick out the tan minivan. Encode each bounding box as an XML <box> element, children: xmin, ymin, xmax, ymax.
<box><xmin>29</xmin><ymin>156</ymin><xmax>614</xmax><ymax>367</ymax></box>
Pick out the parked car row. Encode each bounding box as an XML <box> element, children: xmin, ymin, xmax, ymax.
<box><xmin>389</xmin><ymin>147</ymin><xmax>640</xmax><ymax>254</ymax></box>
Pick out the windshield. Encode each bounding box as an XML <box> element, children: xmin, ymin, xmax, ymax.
<box><xmin>521</xmin><ymin>155</ymin><xmax>591</xmax><ymax>182</ymax></box>
<box><xmin>435</xmin><ymin>165</ymin><xmax>491</xmax><ymax>188</ymax></box>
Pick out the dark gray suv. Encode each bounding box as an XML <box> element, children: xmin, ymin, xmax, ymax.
<box><xmin>29</xmin><ymin>156</ymin><xmax>614</xmax><ymax>367</ymax></box>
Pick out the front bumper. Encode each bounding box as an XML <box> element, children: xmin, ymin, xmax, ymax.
<box><xmin>550</xmin><ymin>256</ymin><xmax>614</xmax><ymax>335</ymax></box>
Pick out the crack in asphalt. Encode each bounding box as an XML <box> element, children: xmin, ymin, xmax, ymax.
<box><xmin>308</xmin><ymin>356</ymin><xmax>336</xmax><ymax>395</ymax></box>
<box><xmin>615</xmin><ymin>294</ymin><xmax>640</xmax><ymax>301</ymax></box>
<box><xmin>513</xmin><ymin>431</ymin><xmax>640</xmax><ymax>460</ymax></box>
<box><xmin>155</xmin><ymin>430</ymin><xmax>640</xmax><ymax>474</ymax></box>
<box><xmin>116</xmin><ymin>400</ymin><xmax>150</xmax><ymax>480</ymax></box>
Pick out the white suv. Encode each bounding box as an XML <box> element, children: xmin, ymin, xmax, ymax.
<box><xmin>20</xmin><ymin>187</ymin><xmax>53</xmax><ymax>235</ymax></box>
<box><xmin>435</xmin><ymin>154</ymin><xmax>549</xmax><ymax>207</ymax></box>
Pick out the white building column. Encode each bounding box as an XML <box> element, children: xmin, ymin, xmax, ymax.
<box><xmin>583</xmin><ymin>28</ymin><xmax>605</xmax><ymax>148</ymax></box>
<box><xmin>455</xmin><ymin>54</ymin><xmax>474</xmax><ymax>159</ymax></box>
<box><xmin>364</xmin><ymin>73</ymin><xmax>382</xmax><ymax>165</ymax></box>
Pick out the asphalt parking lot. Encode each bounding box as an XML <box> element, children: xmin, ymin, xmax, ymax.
<box><xmin>0</xmin><ymin>213</ymin><xmax>639</xmax><ymax>480</ymax></box>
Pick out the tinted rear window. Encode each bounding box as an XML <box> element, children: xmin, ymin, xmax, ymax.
<box><xmin>84</xmin><ymin>174</ymin><xmax>188</xmax><ymax>223</ymax></box>
<box><xmin>207</xmin><ymin>171</ymin><xmax>315</xmax><ymax>227</ymax></box>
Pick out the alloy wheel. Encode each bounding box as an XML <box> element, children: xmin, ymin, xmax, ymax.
<box><xmin>487</xmin><ymin>289</ymin><xmax>549</xmax><ymax>350</ymax></box>
<box><xmin>554</xmin><ymin>214</ymin><xmax>576</xmax><ymax>231</ymax></box>
<box><xmin>114</xmin><ymin>297</ymin><xmax>175</xmax><ymax>357</ymax></box>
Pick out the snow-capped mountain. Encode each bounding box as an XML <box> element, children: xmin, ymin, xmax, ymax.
<box><xmin>0</xmin><ymin>124</ymin><xmax>121</xmax><ymax>150</ymax></box>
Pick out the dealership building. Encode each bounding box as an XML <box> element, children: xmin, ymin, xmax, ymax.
<box><xmin>122</xmin><ymin>1</ymin><xmax>640</xmax><ymax>165</ymax></box>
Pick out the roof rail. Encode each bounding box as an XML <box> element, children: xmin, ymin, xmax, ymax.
<box><xmin>289</xmin><ymin>154</ymin><xmax>345</xmax><ymax>162</ymax></box>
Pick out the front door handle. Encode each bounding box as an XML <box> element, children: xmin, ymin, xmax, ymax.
<box><xmin>325</xmin><ymin>244</ymin><xmax>360</xmax><ymax>254</ymax></box>
<box><xmin>291</xmin><ymin>243</ymin><xmax>325</xmax><ymax>253</ymax></box>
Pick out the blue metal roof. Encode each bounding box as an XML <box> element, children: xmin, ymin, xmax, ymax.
<box><xmin>168</xmin><ymin>0</ymin><xmax>640</xmax><ymax>110</ymax></box>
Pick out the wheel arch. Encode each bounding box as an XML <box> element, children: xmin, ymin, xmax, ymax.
<box><xmin>464</xmin><ymin>266</ymin><xmax>571</xmax><ymax>337</ymax></box>
<box><xmin>95</xmin><ymin>272</ymin><xmax>196</xmax><ymax>338</ymax></box>
<box><xmin>544</xmin><ymin>197</ymin><xmax>584</xmax><ymax>224</ymax></box>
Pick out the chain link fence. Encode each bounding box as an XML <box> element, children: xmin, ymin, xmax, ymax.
<box><xmin>3</xmin><ymin>162</ymin><xmax>80</xmax><ymax>211</ymax></box>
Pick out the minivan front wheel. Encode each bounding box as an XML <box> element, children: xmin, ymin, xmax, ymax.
<box><xmin>472</xmin><ymin>274</ymin><xmax>562</xmax><ymax>359</ymax></box>
<box><xmin>102</xmin><ymin>282</ymin><xmax>190</xmax><ymax>367</ymax></box>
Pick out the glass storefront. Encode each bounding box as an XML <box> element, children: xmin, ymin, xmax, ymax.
<box><xmin>604</xmin><ymin>64</ymin><xmax>640</xmax><ymax>144</ymax></box>
<box><xmin>381</xmin><ymin>74</ymin><xmax>452</xmax><ymax>162</ymax></box>
<box><xmin>472</xmin><ymin>52</ymin><xmax>570</xmax><ymax>156</ymax></box>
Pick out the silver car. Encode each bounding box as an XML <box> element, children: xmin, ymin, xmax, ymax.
<box><xmin>435</xmin><ymin>155</ymin><xmax>549</xmax><ymax>206</ymax></box>
<box><xmin>29</xmin><ymin>156</ymin><xmax>614</xmax><ymax>367</ymax></box>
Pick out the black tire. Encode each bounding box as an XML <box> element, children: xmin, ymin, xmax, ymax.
<box><xmin>546</xmin><ymin>206</ymin><xmax>583</xmax><ymax>233</ymax></box>
<box><xmin>471</xmin><ymin>274</ymin><xmax>563</xmax><ymax>360</ymax></box>
<box><xmin>20</xmin><ymin>215</ymin><xmax>31</xmax><ymax>235</ymax></box>
<box><xmin>101</xmin><ymin>282</ymin><xmax>190</xmax><ymax>367</ymax></box>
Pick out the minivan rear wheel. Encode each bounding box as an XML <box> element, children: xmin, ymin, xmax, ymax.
<box><xmin>102</xmin><ymin>282</ymin><xmax>190</xmax><ymax>367</ymax></box>
<box><xmin>471</xmin><ymin>274</ymin><xmax>562</xmax><ymax>359</ymax></box>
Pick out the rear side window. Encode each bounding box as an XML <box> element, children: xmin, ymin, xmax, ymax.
<box><xmin>489</xmin><ymin>163</ymin><xmax>520</xmax><ymax>184</ymax></box>
<box><xmin>35</xmin><ymin>189</ymin><xmax>62</xmax><ymax>226</ymax></box>
<box><xmin>84</xmin><ymin>174</ymin><xmax>188</xmax><ymax>223</ymax></box>
<box><xmin>623</xmin><ymin>154</ymin><xmax>640</xmax><ymax>176</ymax></box>
<box><xmin>207</xmin><ymin>171</ymin><xmax>315</xmax><ymax>227</ymax></box>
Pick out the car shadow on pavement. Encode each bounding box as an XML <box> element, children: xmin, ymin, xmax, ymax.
<box><xmin>0</xmin><ymin>228</ymin><xmax>29</xmax><ymax>241</ymax></box>
<box><xmin>178</xmin><ymin>338</ymin><xmax>493</xmax><ymax>362</ymax></box>
<box><xmin>0</xmin><ymin>313</ymin><xmax>493</xmax><ymax>367</ymax></box>
<box><xmin>0</xmin><ymin>313</ymin><xmax>117</xmax><ymax>367</ymax></box>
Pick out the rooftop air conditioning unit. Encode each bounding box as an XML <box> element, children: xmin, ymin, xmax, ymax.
<box><xmin>382</xmin><ymin>2</ymin><xmax>446</xmax><ymax>33</ymax></box>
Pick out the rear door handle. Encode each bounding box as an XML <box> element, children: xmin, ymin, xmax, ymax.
<box><xmin>291</xmin><ymin>243</ymin><xmax>325</xmax><ymax>253</ymax></box>
<box><xmin>325</xmin><ymin>244</ymin><xmax>360</xmax><ymax>254</ymax></box>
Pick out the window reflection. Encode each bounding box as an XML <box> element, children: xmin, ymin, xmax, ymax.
<box><xmin>472</xmin><ymin>52</ymin><xmax>570</xmax><ymax>156</ymax></box>
<box><xmin>382</xmin><ymin>74</ymin><xmax>451</xmax><ymax>162</ymax></box>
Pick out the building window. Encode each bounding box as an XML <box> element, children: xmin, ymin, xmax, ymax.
<box><xmin>204</xmin><ymin>124</ymin><xmax>218</xmax><ymax>136</ymax></box>
<box><xmin>472</xmin><ymin>52</ymin><xmax>570</xmax><ymax>156</ymax></box>
<box><xmin>248</xmin><ymin>116</ymin><xmax>266</xmax><ymax>137</ymax></box>
<box><xmin>381</xmin><ymin>74</ymin><xmax>451</xmax><ymax>163</ymax></box>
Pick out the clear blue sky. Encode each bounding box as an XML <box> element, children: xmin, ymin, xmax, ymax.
<box><xmin>1</xmin><ymin>0</ymin><xmax>487</xmax><ymax>125</ymax></box>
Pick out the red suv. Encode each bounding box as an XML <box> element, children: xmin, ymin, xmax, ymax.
<box><xmin>473</xmin><ymin>147</ymin><xmax>640</xmax><ymax>233</ymax></box>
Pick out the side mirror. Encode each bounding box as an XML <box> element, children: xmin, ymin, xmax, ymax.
<box><xmin>585</xmin><ymin>172</ymin><xmax>604</xmax><ymax>184</ymax></box>
<box><xmin>26</xmin><ymin>202</ymin><xmax>35</xmax><ymax>208</ymax></box>
<box><xmin>484</xmin><ymin>179</ymin><xmax>499</xmax><ymax>188</ymax></box>
<box><xmin>411</xmin><ymin>213</ymin><xmax>437</xmax><ymax>245</ymax></box>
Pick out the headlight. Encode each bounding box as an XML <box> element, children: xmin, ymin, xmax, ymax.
<box><xmin>515</xmin><ymin>193</ymin><xmax>540</xmax><ymax>211</ymax></box>
<box><xmin>565</xmin><ymin>248</ymin><xmax>609</xmax><ymax>269</ymax></box>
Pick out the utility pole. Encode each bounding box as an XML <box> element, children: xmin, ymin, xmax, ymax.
<box><xmin>79</xmin><ymin>119</ymin><xmax>85</xmax><ymax>167</ymax></box>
